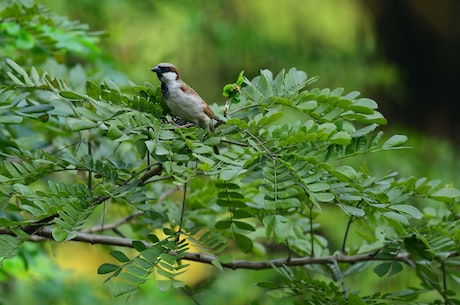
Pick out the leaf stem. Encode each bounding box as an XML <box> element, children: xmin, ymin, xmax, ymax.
<box><xmin>341</xmin><ymin>215</ymin><xmax>354</xmax><ymax>254</ymax></box>
<box><xmin>177</xmin><ymin>183</ymin><xmax>187</xmax><ymax>239</ymax></box>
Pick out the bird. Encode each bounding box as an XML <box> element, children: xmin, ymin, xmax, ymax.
<box><xmin>151</xmin><ymin>63</ymin><xmax>221</xmax><ymax>132</ymax></box>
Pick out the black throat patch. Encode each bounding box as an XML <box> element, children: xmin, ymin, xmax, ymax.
<box><xmin>161</xmin><ymin>82</ymin><xmax>169</xmax><ymax>99</ymax></box>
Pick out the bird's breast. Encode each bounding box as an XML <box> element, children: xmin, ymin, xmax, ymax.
<box><xmin>164</xmin><ymin>90</ymin><xmax>206</xmax><ymax>124</ymax></box>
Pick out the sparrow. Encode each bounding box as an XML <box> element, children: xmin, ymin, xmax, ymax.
<box><xmin>151</xmin><ymin>63</ymin><xmax>221</xmax><ymax>132</ymax></box>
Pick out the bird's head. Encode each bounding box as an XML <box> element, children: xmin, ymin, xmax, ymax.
<box><xmin>151</xmin><ymin>63</ymin><xmax>181</xmax><ymax>84</ymax></box>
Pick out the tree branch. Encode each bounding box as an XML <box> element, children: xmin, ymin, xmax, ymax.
<box><xmin>3</xmin><ymin>227</ymin><xmax>456</xmax><ymax>270</ymax></box>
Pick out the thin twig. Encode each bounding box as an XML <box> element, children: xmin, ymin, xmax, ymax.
<box><xmin>84</xmin><ymin>184</ymin><xmax>179</xmax><ymax>234</ymax></box>
<box><xmin>309</xmin><ymin>203</ymin><xmax>315</xmax><ymax>257</ymax></box>
<box><xmin>180</xmin><ymin>287</ymin><xmax>203</xmax><ymax>305</ymax></box>
<box><xmin>88</xmin><ymin>140</ymin><xmax>92</xmax><ymax>191</ymax></box>
<box><xmin>441</xmin><ymin>260</ymin><xmax>448</xmax><ymax>305</ymax></box>
<box><xmin>177</xmin><ymin>183</ymin><xmax>187</xmax><ymax>239</ymax></box>
<box><xmin>220</xmin><ymin>138</ymin><xmax>249</xmax><ymax>147</ymax></box>
<box><xmin>158</xmin><ymin>186</ymin><xmax>181</xmax><ymax>204</ymax></box>
<box><xmin>227</xmin><ymin>104</ymin><xmax>260</xmax><ymax>116</ymax></box>
<box><xmin>244</xmin><ymin>129</ymin><xmax>276</xmax><ymax>160</ymax></box>
<box><xmin>341</xmin><ymin>215</ymin><xmax>353</xmax><ymax>254</ymax></box>
<box><xmin>83</xmin><ymin>211</ymin><xmax>144</xmax><ymax>234</ymax></box>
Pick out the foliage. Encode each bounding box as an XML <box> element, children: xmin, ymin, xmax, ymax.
<box><xmin>1</xmin><ymin>1</ymin><xmax>460</xmax><ymax>304</ymax></box>
<box><xmin>0</xmin><ymin>0</ymin><xmax>102</xmax><ymax>65</ymax></box>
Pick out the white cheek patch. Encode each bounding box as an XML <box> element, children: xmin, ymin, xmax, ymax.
<box><xmin>162</xmin><ymin>71</ymin><xmax>178</xmax><ymax>83</ymax></box>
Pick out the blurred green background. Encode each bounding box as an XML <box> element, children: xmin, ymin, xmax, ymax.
<box><xmin>2</xmin><ymin>0</ymin><xmax>460</xmax><ymax>304</ymax></box>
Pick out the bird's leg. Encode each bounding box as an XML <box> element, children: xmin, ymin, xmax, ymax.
<box><xmin>170</xmin><ymin>117</ymin><xmax>194</xmax><ymax>128</ymax></box>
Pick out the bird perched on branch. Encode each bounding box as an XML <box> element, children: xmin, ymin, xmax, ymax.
<box><xmin>151</xmin><ymin>63</ymin><xmax>222</xmax><ymax>132</ymax></box>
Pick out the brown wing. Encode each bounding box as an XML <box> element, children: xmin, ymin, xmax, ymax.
<box><xmin>203</xmin><ymin>102</ymin><xmax>219</xmax><ymax>120</ymax></box>
<box><xmin>180</xmin><ymin>83</ymin><xmax>220</xmax><ymax>121</ymax></box>
<box><xmin>180</xmin><ymin>82</ymin><xmax>198</xmax><ymax>96</ymax></box>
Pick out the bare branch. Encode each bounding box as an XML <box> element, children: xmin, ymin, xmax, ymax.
<box><xmin>3</xmin><ymin>227</ymin><xmax>455</xmax><ymax>270</ymax></box>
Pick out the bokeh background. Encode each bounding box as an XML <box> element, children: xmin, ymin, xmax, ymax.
<box><xmin>2</xmin><ymin>0</ymin><xmax>460</xmax><ymax>304</ymax></box>
<box><xmin>38</xmin><ymin>0</ymin><xmax>460</xmax><ymax>141</ymax></box>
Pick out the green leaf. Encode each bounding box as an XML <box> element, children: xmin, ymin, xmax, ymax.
<box><xmin>6</xmin><ymin>58</ymin><xmax>29</xmax><ymax>79</ymax></box>
<box><xmin>382</xmin><ymin>135</ymin><xmax>408</xmax><ymax>149</ymax></box>
<box><xmin>343</xmin><ymin>111</ymin><xmax>387</xmax><ymax>125</ymax></box>
<box><xmin>311</xmin><ymin>192</ymin><xmax>335</xmax><ymax>203</ymax></box>
<box><xmin>132</xmin><ymin>240</ymin><xmax>148</xmax><ymax>252</ymax></box>
<box><xmin>233</xmin><ymin>221</ymin><xmax>256</xmax><ymax>231</ymax></box>
<box><xmin>157</xmin><ymin>266</ymin><xmax>174</xmax><ymax>279</ymax></box>
<box><xmin>226</xmin><ymin>118</ymin><xmax>248</xmax><ymax>129</ymax></box>
<box><xmin>329</xmin><ymin>131</ymin><xmax>351</xmax><ymax>145</ymax></box>
<box><xmin>273</xmin><ymin>215</ymin><xmax>292</xmax><ymax>243</ymax></box>
<box><xmin>404</xmin><ymin>235</ymin><xmax>434</xmax><ymax>261</ymax></box>
<box><xmin>343</xmin><ymin>91</ymin><xmax>361</xmax><ymax>100</ymax></box>
<box><xmin>147</xmin><ymin>234</ymin><xmax>160</xmax><ymax>243</ymax></box>
<box><xmin>211</xmin><ymin>258</ymin><xmax>223</xmax><ymax>271</ymax></box>
<box><xmin>256</xmin><ymin>111</ymin><xmax>283</xmax><ymax>126</ymax></box>
<box><xmin>112</xmin><ymin>282</ymin><xmax>137</xmax><ymax>297</ymax></box>
<box><xmin>257</xmin><ymin>281</ymin><xmax>278</xmax><ymax>289</ymax></box>
<box><xmin>284</xmin><ymin>68</ymin><xmax>307</xmax><ymax>94</ymax></box>
<box><xmin>86</xmin><ymin>80</ymin><xmax>101</xmax><ymax>99</ymax></box>
<box><xmin>110</xmin><ymin>250</ymin><xmax>130</xmax><ymax>263</ymax></box>
<box><xmin>298</xmin><ymin>100</ymin><xmax>317</xmax><ymax>111</ymax></box>
<box><xmin>234</xmin><ymin>233</ymin><xmax>253</xmax><ymax>253</ymax></box>
<box><xmin>155</xmin><ymin>144</ymin><xmax>170</xmax><ymax>156</ymax></box>
<box><xmin>67</xmin><ymin>117</ymin><xmax>97</xmax><ymax>131</ymax></box>
<box><xmin>219</xmin><ymin>169</ymin><xmax>241</xmax><ymax>181</ymax></box>
<box><xmin>97</xmin><ymin>263</ymin><xmax>119</xmax><ymax>274</ymax></box>
<box><xmin>383</xmin><ymin>211</ymin><xmax>409</xmax><ymax>226</ymax></box>
<box><xmin>203</xmin><ymin>136</ymin><xmax>221</xmax><ymax>146</ymax></box>
<box><xmin>59</xmin><ymin>91</ymin><xmax>86</xmax><ymax>100</ymax></box>
<box><xmin>75</xmin><ymin>106</ymin><xmax>104</xmax><ymax>121</ymax></box>
<box><xmin>236</xmin><ymin>70</ymin><xmax>245</xmax><ymax>86</ymax></box>
<box><xmin>52</xmin><ymin>227</ymin><xmax>69</xmax><ymax>242</ymax></box>
<box><xmin>389</xmin><ymin>261</ymin><xmax>403</xmax><ymax>276</ymax></box>
<box><xmin>19</xmin><ymin>104</ymin><xmax>54</xmax><ymax>114</ymax></box>
<box><xmin>390</xmin><ymin>205</ymin><xmax>423</xmax><ymax>219</ymax></box>
<box><xmin>352</xmin><ymin>124</ymin><xmax>378</xmax><ymax>137</ymax></box>
<box><xmin>157</xmin><ymin>279</ymin><xmax>184</xmax><ymax>291</ymax></box>
<box><xmin>215</xmin><ymin>220</ymin><xmax>232</xmax><ymax>229</ymax></box>
<box><xmin>337</xmin><ymin>204</ymin><xmax>365</xmax><ymax>217</ymax></box>
<box><xmin>430</xmin><ymin>188</ymin><xmax>460</xmax><ymax>202</ymax></box>
<box><xmin>374</xmin><ymin>262</ymin><xmax>391</xmax><ymax>277</ymax></box>
<box><xmin>159</xmin><ymin>253</ymin><xmax>176</xmax><ymax>265</ymax></box>
<box><xmin>0</xmin><ymin>235</ymin><xmax>21</xmax><ymax>259</ymax></box>
<box><xmin>232</xmin><ymin>210</ymin><xmax>252</xmax><ymax>219</ymax></box>
<box><xmin>0</xmin><ymin>115</ymin><xmax>23</xmax><ymax>124</ymax></box>
<box><xmin>163</xmin><ymin>227</ymin><xmax>174</xmax><ymax>235</ymax></box>
<box><xmin>348</xmin><ymin>98</ymin><xmax>378</xmax><ymax>114</ymax></box>
<box><xmin>193</xmin><ymin>145</ymin><xmax>214</xmax><ymax>154</ymax></box>
<box><xmin>332</xmin><ymin>166</ymin><xmax>359</xmax><ymax>182</ymax></box>
<box><xmin>132</xmin><ymin>257</ymin><xmax>152</xmax><ymax>270</ymax></box>
<box><xmin>107</xmin><ymin>124</ymin><xmax>124</xmax><ymax>140</ymax></box>
<box><xmin>141</xmin><ymin>247</ymin><xmax>162</xmax><ymax>263</ymax></box>
<box><xmin>7</xmin><ymin>71</ymin><xmax>25</xmax><ymax>86</ymax></box>
<box><xmin>347</xmin><ymin>293</ymin><xmax>367</xmax><ymax>305</ymax></box>
<box><xmin>307</xmin><ymin>183</ymin><xmax>330</xmax><ymax>192</ymax></box>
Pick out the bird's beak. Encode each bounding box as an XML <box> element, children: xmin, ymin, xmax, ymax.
<box><xmin>151</xmin><ymin>66</ymin><xmax>160</xmax><ymax>73</ymax></box>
